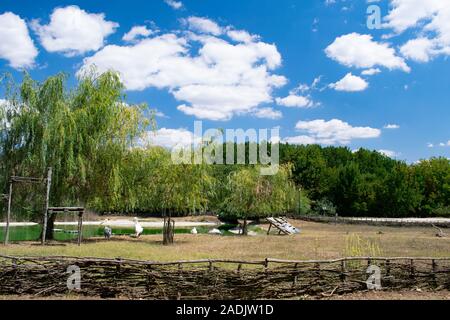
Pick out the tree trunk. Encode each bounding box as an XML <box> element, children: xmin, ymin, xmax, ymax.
<box><xmin>242</xmin><ymin>218</ymin><xmax>248</xmax><ymax>236</ymax></box>
<box><xmin>163</xmin><ymin>215</ymin><xmax>174</xmax><ymax>245</ymax></box>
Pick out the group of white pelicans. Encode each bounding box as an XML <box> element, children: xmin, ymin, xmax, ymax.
<box><xmin>100</xmin><ymin>217</ymin><xmax>223</xmax><ymax>239</ymax></box>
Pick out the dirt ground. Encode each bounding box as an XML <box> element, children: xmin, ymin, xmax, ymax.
<box><xmin>1</xmin><ymin>218</ymin><xmax>449</xmax><ymax>261</ymax></box>
<box><xmin>1</xmin><ymin>218</ymin><xmax>449</xmax><ymax>301</ymax></box>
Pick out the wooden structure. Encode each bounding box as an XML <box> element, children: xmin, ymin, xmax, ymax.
<box><xmin>2</xmin><ymin>167</ymin><xmax>85</xmax><ymax>246</ymax></box>
<box><xmin>47</xmin><ymin>207</ymin><xmax>85</xmax><ymax>246</ymax></box>
<box><xmin>0</xmin><ymin>255</ymin><xmax>448</xmax><ymax>299</ymax></box>
<box><xmin>3</xmin><ymin>168</ymin><xmax>52</xmax><ymax>245</ymax></box>
<box><xmin>266</xmin><ymin>217</ymin><xmax>300</xmax><ymax>235</ymax></box>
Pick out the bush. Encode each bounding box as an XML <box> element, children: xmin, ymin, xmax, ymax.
<box><xmin>313</xmin><ymin>198</ymin><xmax>337</xmax><ymax>216</ymax></box>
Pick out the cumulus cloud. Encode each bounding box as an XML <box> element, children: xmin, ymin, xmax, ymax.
<box><xmin>122</xmin><ymin>26</ymin><xmax>155</xmax><ymax>42</ymax></box>
<box><xmin>361</xmin><ymin>68</ymin><xmax>381</xmax><ymax>76</ymax></box>
<box><xmin>141</xmin><ymin>128</ymin><xmax>200</xmax><ymax>148</ymax></box>
<box><xmin>325</xmin><ymin>33</ymin><xmax>410</xmax><ymax>72</ymax></box>
<box><xmin>31</xmin><ymin>5</ymin><xmax>118</xmax><ymax>56</ymax></box>
<box><xmin>251</xmin><ymin>107</ymin><xmax>282</xmax><ymax>120</ymax></box>
<box><xmin>284</xmin><ymin>119</ymin><xmax>381</xmax><ymax>145</ymax></box>
<box><xmin>164</xmin><ymin>0</ymin><xmax>183</xmax><ymax>10</ymax></box>
<box><xmin>385</xmin><ymin>0</ymin><xmax>450</xmax><ymax>62</ymax></box>
<box><xmin>79</xmin><ymin>19</ymin><xmax>287</xmax><ymax>121</ymax></box>
<box><xmin>0</xmin><ymin>12</ymin><xmax>38</xmax><ymax>69</ymax></box>
<box><xmin>329</xmin><ymin>73</ymin><xmax>369</xmax><ymax>92</ymax></box>
<box><xmin>275</xmin><ymin>95</ymin><xmax>313</xmax><ymax>108</ymax></box>
<box><xmin>226</xmin><ymin>29</ymin><xmax>259</xmax><ymax>43</ymax></box>
<box><xmin>185</xmin><ymin>16</ymin><xmax>222</xmax><ymax>36</ymax></box>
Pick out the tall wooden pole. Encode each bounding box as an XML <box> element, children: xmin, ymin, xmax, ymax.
<box><xmin>41</xmin><ymin>167</ymin><xmax>52</xmax><ymax>245</ymax></box>
<box><xmin>4</xmin><ymin>181</ymin><xmax>13</xmax><ymax>245</ymax></box>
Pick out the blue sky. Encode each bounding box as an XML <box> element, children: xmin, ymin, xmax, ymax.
<box><xmin>0</xmin><ymin>0</ymin><xmax>449</xmax><ymax>162</ymax></box>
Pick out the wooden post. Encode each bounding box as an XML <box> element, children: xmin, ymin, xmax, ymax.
<box><xmin>432</xmin><ymin>259</ymin><xmax>437</xmax><ymax>287</ymax></box>
<box><xmin>4</xmin><ymin>180</ymin><xmax>13</xmax><ymax>245</ymax></box>
<box><xmin>41</xmin><ymin>167</ymin><xmax>52</xmax><ymax>245</ymax></box>
<box><xmin>267</xmin><ymin>223</ymin><xmax>272</xmax><ymax>235</ymax></box>
<box><xmin>340</xmin><ymin>259</ymin><xmax>346</xmax><ymax>282</ymax></box>
<box><xmin>77</xmin><ymin>210</ymin><xmax>83</xmax><ymax>246</ymax></box>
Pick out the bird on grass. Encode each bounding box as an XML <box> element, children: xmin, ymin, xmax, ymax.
<box><xmin>101</xmin><ymin>219</ymin><xmax>112</xmax><ymax>240</ymax></box>
<box><xmin>190</xmin><ymin>227</ymin><xmax>198</xmax><ymax>234</ymax></box>
<box><xmin>134</xmin><ymin>217</ymin><xmax>144</xmax><ymax>238</ymax></box>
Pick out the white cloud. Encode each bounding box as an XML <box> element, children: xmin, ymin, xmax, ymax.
<box><xmin>400</xmin><ymin>38</ymin><xmax>436</xmax><ymax>62</ymax></box>
<box><xmin>164</xmin><ymin>0</ymin><xmax>183</xmax><ymax>10</ymax></box>
<box><xmin>0</xmin><ymin>12</ymin><xmax>38</xmax><ymax>69</ymax></box>
<box><xmin>329</xmin><ymin>73</ymin><xmax>369</xmax><ymax>92</ymax></box>
<box><xmin>142</xmin><ymin>128</ymin><xmax>200</xmax><ymax>148</ymax></box>
<box><xmin>385</xmin><ymin>1</ymin><xmax>450</xmax><ymax>62</ymax></box>
<box><xmin>227</xmin><ymin>29</ymin><xmax>259</xmax><ymax>43</ymax></box>
<box><xmin>185</xmin><ymin>16</ymin><xmax>222</xmax><ymax>36</ymax></box>
<box><xmin>384</xmin><ymin>0</ymin><xmax>445</xmax><ymax>33</ymax></box>
<box><xmin>325</xmin><ymin>33</ymin><xmax>410</xmax><ymax>72</ymax></box>
<box><xmin>79</xmin><ymin>21</ymin><xmax>287</xmax><ymax>121</ymax></box>
<box><xmin>427</xmin><ymin>143</ymin><xmax>434</xmax><ymax>148</ymax></box>
<box><xmin>31</xmin><ymin>5</ymin><xmax>118</xmax><ymax>56</ymax></box>
<box><xmin>251</xmin><ymin>107</ymin><xmax>282</xmax><ymax>120</ymax></box>
<box><xmin>275</xmin><ymin>95</ymin><xmax>313</xmax><ymax>108</ymax></box>
<box><xmin>284</xmin><ymin>119</ymin><xmax>381</xmax><ymax>145</ymax></box>
<box><xmin>122</xmin><ymin>26</ymin><xmax>155</xmax><ymax>42</ymax></box>
<box><xmin>384</xmin><ymin>124</ymin><xmax>400</xmax><ymax>129</ymax></box>
<box><xmin>378</xmin><ymin>149</ymin><xmax>400</xmax><ymax>158</ymax></box>
<box><xmin>361</xmin><ymin>68</ymin><xmax>381</xmax><ymax>76</ymax></box>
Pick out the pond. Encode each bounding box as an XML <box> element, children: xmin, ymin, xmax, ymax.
<box><xmin>0</xmin><ymin>223</ymin><xmax>259</xmax><ymax>242</ymax></box>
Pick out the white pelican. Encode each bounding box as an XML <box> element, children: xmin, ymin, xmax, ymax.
<box><xmin>134</xmin><ymin>217</ymin><xmax>144</xmax><ymax>238</ymax></box>
<box><xmin>208</xmin><ymin>228</ymin><xmax>222</xmax><ymax>235</ymax></box>
<box><xmin>101</xmin><ymin>219</ymin><xmax>112</xmax><ymax>239</ymax></box>
<box><xmin>190</xmin><ymin>227</ymin><xmax>198</xmax><ymax>234</ymax></box>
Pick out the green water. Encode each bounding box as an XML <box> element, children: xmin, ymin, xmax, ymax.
<box><xmin>0</xmin><ymin>225</ymin><xmax>213</xmax><ymax>242</ymax></box>
<box><xmin>0</xmin><ymin>223</ymin><xmax>262</xmax><ymax>242</ymax></box>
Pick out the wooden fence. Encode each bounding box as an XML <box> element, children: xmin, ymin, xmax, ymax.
<box><xmin>0</xmin><ymin>255</ymin><xmax>449</xmax><ymax>299</ymax></box>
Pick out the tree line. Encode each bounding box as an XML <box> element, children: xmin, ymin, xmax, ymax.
<box><xmin>1</xmin><ymin>72</ymin><xmax>449</xmax><ymax>224</ymax></box>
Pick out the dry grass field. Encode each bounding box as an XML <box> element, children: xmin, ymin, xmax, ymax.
<box><xmin>1</xmin><ymin>219</ymin><xmax>449</xmax><ymax>261</ymax></box>
<box><xmin>1</xmin><ymin>218</ymin><xmax>449</xmax><ymax>300</ymax></box>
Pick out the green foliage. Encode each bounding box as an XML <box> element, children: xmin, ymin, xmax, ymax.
<box><xmin>220</xmin><ymin>164</ymin><xmax>297</xmax><ymax>219</ymax></box>
<box><xmin>1</xmin><ymin>73</ymin><xmax>449</xmax><ymax>221</ymax></box>
<box><xmin>279</xmin><ymin>144</ymin><xmax>449</xmax><ymax>217</ymax></box>
<box><xmin>312</xmin><ymin>198</ymin><xmax>336</xmax><ymax>216</ymax></box>
<box><xmin>1</xmin><ymin>71</ymin><xmax>150</xmax><ymax>218</ymax></box>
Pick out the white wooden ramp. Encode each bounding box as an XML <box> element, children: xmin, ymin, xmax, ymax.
<box><xmin>266</xmin><ymin>217</ymin><xmax>300</xmax><ymax>235</ymax></box>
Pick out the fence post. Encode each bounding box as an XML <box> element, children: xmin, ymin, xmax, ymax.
<box><xmin>4</xmin><ymin>180</ymin><xmax>13</xmax><ymax>245</ymax></box>
<box><xmin>42</xmin><ymin>167</ymin><xmax>52</xmax><ymax>245</ymax></box>
<box><xmin>410</xmin><ymin>259</ymin><xmax>415</xmax><ymax>280</ymax></box>
<box><xmin>341</xmin><ymin>259</ymin><xmax>346</xmax><ymax>282</ymax></box>
<box><xmin>432</xmin><ymin>259</ymin><xmax>437</xmax><ymax>287</ymax></box>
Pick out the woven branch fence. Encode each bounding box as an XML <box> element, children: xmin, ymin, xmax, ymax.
<box><xmin>0</xmin><ymin>255</ymin><xmax>449</xmax><ymax>299</ymax></box>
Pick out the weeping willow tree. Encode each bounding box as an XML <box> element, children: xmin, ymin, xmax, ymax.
<box><xmin>222</xmin><ymin>164</ymin><xmax>298</xmax><ymax>235</ymax></box>
<box><xmin>0</xmin><ymin>71</ymin><xmax>151</xmax><ymax>237</ymax></box>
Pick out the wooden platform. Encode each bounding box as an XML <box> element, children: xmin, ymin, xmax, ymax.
<box><xmin>266</xmin><ymin>217</ymin><xmax>300</xmax><ymax>235</ymax></box>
